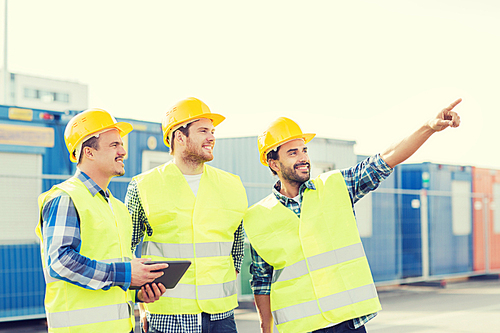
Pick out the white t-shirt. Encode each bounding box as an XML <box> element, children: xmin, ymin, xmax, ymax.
<box><xmin>183</xmin><ymin>173</ymin><xmax>202</xmax><ymax>196</ymax></box>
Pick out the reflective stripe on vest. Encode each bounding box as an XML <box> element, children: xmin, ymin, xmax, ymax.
<box><xmin>161</xmin><ymin>280</ymin><xmax>237</xmax><ymax>299</ymax></box>
<box><xmin>134</xmin><ymin>162</ymin><xmax>247</xmax><ymax>315</ymax></box>
<box><xmin>143</xmin><ymin>241</ymin><xmax>233</xmax><ymax>259</ymax></box>
<box><xmin>36</xmin><ymin>177</ymin><xmax>134</xmax><ymax>332</ymax></box>
<box><xmin>272</xmin><ymin>243</ymin><xmax>365</xmax><ymax>284</ymax></box>
<box><xmin>48</xmin><ymin>301</ymin><xmax>134</xmax><ymax>329</ymax></box>
<box><xmin>272</xmin><ymin>284</ymin><xmax>378</xmax><ymax>326</ymax></box>
<box><xmin>244</xmin><ymin>171</ymin><xmax>382</xmax><ymax>332</ymax></box>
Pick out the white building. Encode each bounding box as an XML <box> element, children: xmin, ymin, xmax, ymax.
<box><xmin>0</xmin><ymin>70</ymin><xmax>88</xmax><ymax>111</ymax></box>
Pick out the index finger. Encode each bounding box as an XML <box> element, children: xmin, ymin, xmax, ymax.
<box><xmin>445</xmin><ymin>98</ymin><xmax>462</xmax><ymax>111</ymax></box>
<box><xmin>147</xmin><ymin>263</ymin><xmax>169</xmax><ymax>271</ymax></box>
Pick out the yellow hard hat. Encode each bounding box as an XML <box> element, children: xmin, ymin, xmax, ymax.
<box><xmin>258</xmin><ymin>117</ymin><xmax>315</xmax><ymax>166</ymax></box>
<box><xmin>64</xmin><ymin>108</ymin><xmax>133</xmax><ymax>162</ymax></box>
<box><xmin>162</xmin><ymin>97</ymin><xmax>225</xmax><ymax>147</ymax></box>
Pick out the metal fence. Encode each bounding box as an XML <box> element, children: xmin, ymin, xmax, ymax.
<box><xmin>1</xmin><ymin>173</ymin><xmax>498</xmax><ymax>321</ymax></box>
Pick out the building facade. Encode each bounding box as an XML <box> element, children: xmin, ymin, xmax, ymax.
<box><xmin>0</xmin><ymin>70</ymin><xmax>88</xmax><ymax>112</ymax></box>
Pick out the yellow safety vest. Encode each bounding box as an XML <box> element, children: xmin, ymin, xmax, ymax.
<box><xmin>134</xmin><ymin>162</ymin><xmax>248</xmax><ymax>315</ymax></box>
<box><xmin>35</xmin><ymin>176</ymin><xmax>134</xmax><ymax>333</ymax></box>
<box><xmin>244</xmin><ymin>171</ymin><xmax>381</xmax><ymax>333</ymax></box>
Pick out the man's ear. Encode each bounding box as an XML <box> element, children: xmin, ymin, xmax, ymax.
<box><xmin>83</xmin><ymin>146</ymin><xmax>94</xmax><ymax>161</ymax></box>
<box><xmin>174</xmin><ymin>130</ymin><xmax>185</xmax><ymax>146</ymax></box>
<box><xmin>269</xmin><ymin>159</ymin><xmax>280</xmax><ymax>174</ymax></box>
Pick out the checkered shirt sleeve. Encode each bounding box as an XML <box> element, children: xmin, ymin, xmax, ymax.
<box><xmin>40</xmin><ymin>171</ymin><xmax>131</xmax><ymax>291</ymax></box>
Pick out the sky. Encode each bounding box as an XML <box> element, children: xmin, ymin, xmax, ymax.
<box><xmin>2</xmin><ymin>0</ymin><xmax>499</xmax><ymax>168</ymax></box>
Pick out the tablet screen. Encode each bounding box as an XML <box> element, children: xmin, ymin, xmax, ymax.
<box><xmin>130</xmin><ymin>260</ymin><xmax>191</xmax><ymax>290</ymax></box>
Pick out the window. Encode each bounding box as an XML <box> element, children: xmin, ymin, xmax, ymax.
<box><xmin>355</xmin><ymin>192</ymin><xmax>373</xmax><ymax>237</ymax></box>
<box><xmin>0</xmin><ymin>152</ymin><xmax>42</xmax><ymax>242</ymax></box>
<box><xmin>493</xmin><ymin>183</ymin><xmax>500</xmax><ymax>234</ymax></box>
<box><xmin>55</xmin><ymin>92</ymin><xmax>69</xmax><ymax>103</ymax></box>
<box><xmin>451</xmin><ymin>180</ymin><xmax>472</xmax><ymax>235</ymax></box>
<box><xmin>23</xmin><ymin>88</ymin><xmax>69</xmax><ymax>103</ymax></box>
<box><xmin>142</xmin><ymin>151</ymin><xmax>172</xmax><ymax>172</ymax></box>
<box><xmin>24</xmin><ymin>88</ymin><xmax>39</xmax><ymax>99</ymax></box>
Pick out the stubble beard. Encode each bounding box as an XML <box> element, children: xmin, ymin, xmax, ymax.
<box><xmin>280</xmin><ymin>161</ymin><xmax>310</xmax><ymax>186</ymax></box>
<box><xmin>182</xmin><ymin>140</ymin><xmax>214</xmax><ymax>166</ymax></box>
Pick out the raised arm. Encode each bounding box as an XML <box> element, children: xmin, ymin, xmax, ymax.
<box><xmin>380</xmin><ymin>98</ymin><xmax>461</xmax><ymax>168</ymax></box>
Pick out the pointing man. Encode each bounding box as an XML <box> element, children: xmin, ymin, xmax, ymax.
<box><xmin>244</xmin><ymin>99</ymin><xmax>462</xmax><ymax>333</ymax></box>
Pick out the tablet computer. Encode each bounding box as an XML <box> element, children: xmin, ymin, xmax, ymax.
<box><xmin>130</xmin><ymin>260</ymin><xmax>191</xmax><ymax>290</ymax></box>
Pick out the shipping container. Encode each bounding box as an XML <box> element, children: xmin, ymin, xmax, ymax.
<box><xmin>0</xmin><ymin>244</ymin><xmax>45</xmax><ymax>321</ymax></box>
<box><xmin>472</xmin><ymin>167</ymin><xmax>500</xmax><ymax>273</ymax></box>
<box><xmin>397</xmin><ymin>163</ymin><xmax>473</xmax><ymax>278</ymax></box>
<box><xmin>355</xmin><ymin>155</ymin><xmax>401</xmax><ymax>282</ymax></box>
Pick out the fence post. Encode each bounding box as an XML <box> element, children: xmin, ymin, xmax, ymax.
<box><xmin>420</xmin><ymin>189</ymin><xmax>430</xmax><ymax>279</ymax></box>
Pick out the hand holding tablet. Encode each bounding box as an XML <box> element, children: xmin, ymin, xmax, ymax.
<box><xmin>130</xmin><ymin>260</ymin><xmax>191</xmax><ymax>290</ymax></box>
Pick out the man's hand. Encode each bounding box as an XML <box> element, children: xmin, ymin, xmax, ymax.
<box><xmin>138</xmin><ymin>303</ymin><xmax>148</xmax><ymax>332</ymax></box>
<box><xmin>381</xmin><ymin>98</ymin><xmax>462</xmax><ymax>168</ymax></box>
<box><xmin>428</xmin><ymin>98</ymin><xmax>462</xmax><ymax>132</ymax></box>
<box><xmin>137</xmin><ymin>283</ymin><xmax>167</xmax><ymax>332</ymax></box>
<box><xmin>137</xmin><ymin>283</ymin><xmax>166</xmax><ymax>303</ymax></box>
<box><xmin>130</xmin><ymin>258</ymin><xmax>168</xmax><ymax>287</ymax></box>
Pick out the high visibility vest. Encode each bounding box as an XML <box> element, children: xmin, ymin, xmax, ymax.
<box><xmin>244</xmin><ymin>171</ymin><xmax>381</xmax><ymax>333</ymax></box>
<box><xmin>35</xmin><ymin>176</ymin><xmax>134</xmax><ymax>333</ymax></box>
<box><xmin>134</xmin><ymin>162</ymin><xmax>248</xmax><ymax>315</ymax></box>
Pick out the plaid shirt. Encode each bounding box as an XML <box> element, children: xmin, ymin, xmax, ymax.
<box><xmin>125</xmin><ymin>178</ymin><xmax>244</xmax><ymax>333</ymax></box>
<box><xmin>249</xmin><ymin>154</ymin><xmax>393</xmax><ymax>330</ymax></box>
<box><xmin>39</xmin><ymin>170</ymin><xmax>131</xmax><ymax>291</ymax></box>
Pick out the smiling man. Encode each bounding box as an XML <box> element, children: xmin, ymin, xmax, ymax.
<box><xmin>244</xmin><ymin>99</ymin><xmax>462</xmax><ymax>333</ymax></box>
<box><xmin>36</xmin><ymin>109</ymin><xmax>167</xmax><ymax>333</ymax></box>
<box><xmin>125</xmin><ymin>97</ymin><xmax>248</xmax><ymax>333</ymax></box>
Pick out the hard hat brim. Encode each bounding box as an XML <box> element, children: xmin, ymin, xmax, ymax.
<box><xmin>68</xmin><ymin>121</ymin><xmax>133</xmax><ymax>162</ymax></box>
<box><xmin>260</xmin><ymin>133</ymin><xmax>316</xmax><ymax>166</ymax></box>
<box><xmin>113</xmin><ymin>121</ymin><xmax>134</xmax><ymax>137</ymax></box>
<box><xmin>163</xmin><ymin>113</ymin><xmax>225</xmax><ymax>147</ymax></box>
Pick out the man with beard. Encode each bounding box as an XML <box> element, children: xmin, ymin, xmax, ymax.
<box><xmin>36</xmin><ymin>109</ymin><xmax>167</xmax><ymax>333</ymax></box>
<box><xmin>243</xmin><ymin>99</ymin><xmax>462</xmax><ymax>333</ymax></box>
<box><xmin>125</xmin><ymin>97</ymin><xmax>248</xmax><ymax>333</ymax></box>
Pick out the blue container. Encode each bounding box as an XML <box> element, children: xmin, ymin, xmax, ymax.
<box><xmin>0</xmin><ymin>244</ymin><xmax>45</xmax><ymax>321</ymax></box>
<box><xmin>355</xmin><ymin>156</ymin><xmax>401</xmax><ymax>283</ymax></box>
<box><xmin>398</xmin><ymin>163</ymin><xmax>473</xmax><ymax>278</ymax></box>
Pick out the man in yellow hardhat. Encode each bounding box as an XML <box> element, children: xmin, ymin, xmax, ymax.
<box><xmin>125</xmin><ymin>97</ymin><xmax>248</xmax><ymax>333</ymax></box>
<box><xmin>36</xmin><ymin>108</ymin><xmax>168</xmax><ymax>333</ymax></box>
<box><xmin>244</xmin><ymin>99</ymin><xmax>462</xmax><ymax>333</ymax></box>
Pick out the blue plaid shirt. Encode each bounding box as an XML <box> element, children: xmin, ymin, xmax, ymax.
<box><xmin>125</xmin><ymin>178</ymin><xmax>244</xmax><ymax>333</ymax></box>
<box><xmin>39</xmin><ymin>170</ymin><xmax>131</xmax><ymax>291</ymax></box>
<box><xmin>249</xmin><ymin>154</ymin><xmax>393</xmax><ymax>330</ymax></box>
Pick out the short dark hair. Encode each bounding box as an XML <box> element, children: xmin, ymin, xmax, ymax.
<box><xmin>266</xmin><ymin>146</ymin><xmax>281</xmax><ymax>176</ymax></box>
<box><xmin>77</xmin><ymin>136</ymin><xmax>100</xmax><ymax>165</ymax></box>
<box><xmin>170</xmin><ymin>121</ymin><xmax>195</xmax><ymax>154</ymax></box>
